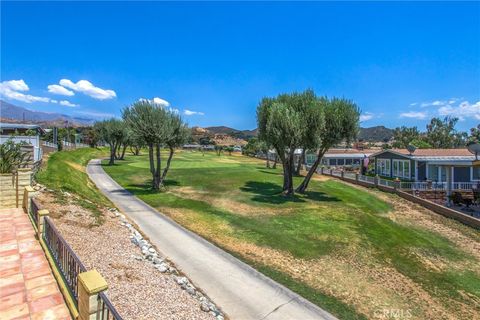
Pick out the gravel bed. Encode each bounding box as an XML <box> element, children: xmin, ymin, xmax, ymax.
<box><xmin>37</xmin><ymin>190</ymin><xmax>217</xmax><ymax>320</ymax></box>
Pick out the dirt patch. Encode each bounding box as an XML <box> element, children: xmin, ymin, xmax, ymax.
<box><xmin>65</xmin><ymin>161</ymin><xmax>85</xmax><ymax>173</ymax></box>
<box><xmin>171</xmin><ymin>187</ymin><xmax>293</xmax><ymax>217</ymax></box>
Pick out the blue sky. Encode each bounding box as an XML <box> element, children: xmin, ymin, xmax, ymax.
<box><xmin>1</xmin><ymin>1</ymin><xmax>479</xmax><ymax>131</ymax></box>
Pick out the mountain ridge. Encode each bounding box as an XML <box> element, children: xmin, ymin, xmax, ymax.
<box><xmin>0</xmin><ymin>100</ymin><xmax>94</xmax><ymax>127</ymax></box>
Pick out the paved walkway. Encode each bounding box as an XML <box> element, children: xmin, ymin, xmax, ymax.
<box><xmin>88</xmin><ymin>159</ymin><xmax>337</xmax><ymax>320</ymax></box>
<box><xmin>0</xmin><ymin>208</ymin><xmax>71</xmax><ymax>320</ymax></box>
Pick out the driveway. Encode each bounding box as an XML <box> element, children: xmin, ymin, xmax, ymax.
<box><xmin>87</xmin><ymin>159</ymin><xmax>337</xmax><ymax>320</ymax></box>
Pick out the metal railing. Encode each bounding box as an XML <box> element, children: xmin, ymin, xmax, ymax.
<box><xmin>42</xmin><ymin>141</ymin><xmax>59</xmax><ymax>149</ymax></box>
<box><xmin>96</xmin><ymin>292</ymin><xmax>123</xmax><ymax>320</ymax></box>
<box><xmin>29</xmin><ymin>198</ymin><xmax>40</xmax><ymax>227</ymax></box>
<box><xmin>343</xmin><ymin>172</ymin><xmax>357</xmax><ymax>180</ymax></box>
<box><xmin>358</xmin><ymin>175</ymin><xmax>375</xmax><ymax>184</ymax></box>
<box><xmin>43</xmin><ymin>216</ymin><xmax>87</xmax><ymax>304</ymax></box>
<box><xmin>378</xmin><ymin>178</ymin><xmax>395</xmax><ymax>188</ymax></box>
<box><xmin>399</xmin><ymin>181</ymin><xmax>479</xmax><ymax>191</ymax></box>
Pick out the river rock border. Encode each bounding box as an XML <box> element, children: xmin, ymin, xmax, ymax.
<box><xmin>109</xmin><ymin>208</ymin><xmax>225</xmax><ymax>320</ymax></box>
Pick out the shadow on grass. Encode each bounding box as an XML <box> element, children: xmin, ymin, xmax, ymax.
<box><xmin>240</xmin><ymin>181</ymin><xmax>340</xmax><ymax>204</ymax></box>
<box><xmin>122</xmin><ymin>180</ymin><xmax>180</xmax><ymax>195</ymax></box>
<box><xmin>258</xmin><ymin>169</ymin><xmax>282</xmax><ymax>175</ymax></box>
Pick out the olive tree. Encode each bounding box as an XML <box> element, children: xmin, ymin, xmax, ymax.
<box><xmin>94</xmin><ymin>119</ymin><xmax>127</xmax><ymax>165</ymax></box>
<box><xmin>296</xmin><ymin>97</ymin><xmax>360</xmax><ymax>193</ymax></box>
<box><xmin>123</xmin><ymin>100</ymin><xmax>189</xmax><ymax>190</ymax></box>
<box><xmin>257</xmin><ymin>90</ymin><xmax>322</xmax><ymax>195</ymax></box>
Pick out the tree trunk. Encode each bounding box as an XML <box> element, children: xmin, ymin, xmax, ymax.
<box><xmin>296</xmin><ymin>148</ymin><xmax>327</xmax><ymax>193</ymax></box>
<box><xmin>295</xmin><ymin>149</ymin><xmax>305</xmax><ymax>175</ymax></box>
<box><xmin>148</xmin><ymin>144</ymin><xmax>158</xmax><ymax>190</ymax></box>
<box><xmin>108</xmin><ymin>143</ymin><xmax>116</xmax><ymax>165</ymax></box>
<box><xmin>153</xmin><ymin>144</ymin><xmax>162</xmax><ymax>190</ymax></box>
<box><xmin>266</xmin><ymin>152</ymin><xmax>270</xmax><ymax>168</ymax></box>
<box><xmin>284</xmin><ymin>150</ymin><xmax>295</xmax><ymax>195</ymax></box>
<box><xmin>118</xmin><ymin>144</ymin><xmax>127</xmax><ymax>160</ymax></box>
<box><xmin>272</xmin><ymin>156</ymin><xmax>277</xmax><ymax>169</ymax></box>
<box><xmin>161</xmin><ymin>146</ymin><xmax>174</xmax><ymax>183</ymax></box>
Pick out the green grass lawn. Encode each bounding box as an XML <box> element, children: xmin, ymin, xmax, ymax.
<box><xmin>36</xmin><ymin>147</ymin><xmax>111</xmax><ymax>222</ymax></box>
<box><xmin>102</xmin><ymin>150</ymin><xmax>480</xmax><ymax>319</ymax></box>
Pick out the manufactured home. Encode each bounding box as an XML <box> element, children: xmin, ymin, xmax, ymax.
<box><xmin>371</xmin><ymin>149</ymin><xmax>479</xmax><ymax>183</ymax></box>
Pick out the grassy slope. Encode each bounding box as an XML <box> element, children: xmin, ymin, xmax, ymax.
<box><xmin>103</xmin><ymin>151</ymin><xmax>480</xmax><ymax>319</ymax></box>
<box><xmin>36</xmin><ymin>148</ymin><xmax>111</xmax><ymax>222</ymax></box>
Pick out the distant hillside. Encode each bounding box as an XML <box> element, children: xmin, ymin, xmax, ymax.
<box><xmin>0</xmin><ymin>100</ymin><xmax>93</xmax><ymax>127</ymax></box>
<box><xmin>358</xmin><ymin>126</ymin><xmax>394</xmax><ymax>142</ymax></box>
<box><xmin>206</xmin><ymin>126</ymin><xmax>257</xmax><ymax>140</ymax></box>
<box><xmin>203</xmin><ymin>125</ymin><xmax>393</xmax><ymax>143</ymax></box>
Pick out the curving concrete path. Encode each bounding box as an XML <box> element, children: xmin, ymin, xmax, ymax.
<box><xmin>87</xmin><ymin>159</ymin><xmax>337</xmax><ymax>320</ymax></box>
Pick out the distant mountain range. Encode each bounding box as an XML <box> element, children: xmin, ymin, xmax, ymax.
<box><xmin>358</xmin><ymin>126</ymin><xmax>394</xmax><ymax>142</ymax></box>
<box><xmin>0</xmin><ymin>100</ymin><xmax>395</xmax><ymax>141</ymax></box>
<box><xmin>205</xmin><ymin>126</ymin><xmax>258</xmax><ymax>140</ymax></box>
<box><xmin>206</xmin><ymin>125</ymin><xmax>393</xmax><ymax>142</ymax></box>
<box><xmin>0</xmin><ymin>100</ymin><xmax>93</xmax><ymax>127</ymax></box>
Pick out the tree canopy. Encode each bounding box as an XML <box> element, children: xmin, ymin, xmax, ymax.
<box><xmin>257</xmin><ymin>90</ymin><xmax>323</xmax><ymax>195</ymax></box>
<box><xmin>94</xmin><ymin>118</ymin><xmax>127</xmax><ymax>165</ymax></box>
<box><xmin>257</xmin><ymin>90</ymin><xmax>358</xmax><ymax>195</ymax></box>
<box><xmin>123</xmin><ymin>100</ymin><xmax>189</xmax><ymax>190</ymax></box>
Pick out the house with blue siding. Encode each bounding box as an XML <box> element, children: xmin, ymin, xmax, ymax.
<box><xmin>371</xmin><ymin>149</ymin><xmax>479</xmax><ymax>183</ymax></box>
<box><xmin>305</xmin><ymin>148</ymin><xmax>374</xmax><ymax>169</ymax></box>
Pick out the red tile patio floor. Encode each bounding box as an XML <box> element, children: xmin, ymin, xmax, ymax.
<box><xmin>0</xmin><ymin>208</ymin><xmax>71</xmax><ymax>320</ymax></box>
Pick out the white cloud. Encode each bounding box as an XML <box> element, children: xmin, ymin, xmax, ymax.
<box><xmin>2</xmin><ymin>79</ymin><xmax>29</xmax><ymax>91</ymax></box>
<box><xmin>47</xmin><ymin>84</ymin><xmax>74</xmax><ymax>96</ymax></box>
<box><xmin>0</xmin><ymin>79</ymin><xmax>50</xmax><ymax>103</ymax></box>
<box><xmin>74</xmin><ymin>110</ymin><xmax>115</xmax><ymax>119</ymax></box>
<box><xmin>184</xmin><ymin>109</ymin><xmax>205</xmax><ymax>116</ymax></box>
<box><xmin>360</xmin><ymin>112</ymin><xmax>374</xmax><ymax>122</ymax></box>
<box><xmin>51</xmin><ymin>99</ymin><xmax>58</xmax><ymax>103</ymax></box>
<box><xmin>59</xmin><ymin>79</ymin><xmax>116</xmax><ymax>100</ymax></box>
<box><xmin>153</xmin><ymin>97</ymin><xmax>170</xmax><ymax>107</ymax></box>
<box><xmin>59</xmin><ymin>100</ymin><xmax>78</xmax><ymax>107</ymax></box>
<box><xmin>400</xmin><ymin>111</ymin><xmax>428</xmax><ymax>119</ymax></box>
<box><xmin>438</xmin><ymin>100</ymin><xmax>480</xmax><ymax>121</ymax></box>
<box><xmin>420</xmin><ymin>100</ymin><xmax>446</xmax><ymax>107</ymax></box>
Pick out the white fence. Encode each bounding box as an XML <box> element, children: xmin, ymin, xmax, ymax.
<box><xmin>1</xmin><ymin>135</ymin><xmax>42</xmax><ymax>162</ymax></box>
<box><xmin>400</xmin><ymin>181</ymin><xmax>479</xmax><ymax>191</ymax></box>
<box><xmin>43</xmin><ymin>141</ymin><xmax>58</xmax><ymax>150</ymax></box>
<box><xmin>63</xmin><ymin>141</ymin><xmax>89</xmax><ymax>148</ymax></box>
<box><xmin>319</xmin><ymin>167</ymin><xmax>478</xmax><ymax>192</ymax></box>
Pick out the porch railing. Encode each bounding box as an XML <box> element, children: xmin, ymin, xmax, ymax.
<box><xmin>29</xmin><ymin>198</ymin><xmax>41</xmax><ymax>227</ymax></box>
<box><xmin>43</xmin><ymin>216</ymin><xmax>87</xmax><ymax>304</ymax></box>
<box><xmin>400</xmin><ymin>181</ymin><xmax>479</xmax><ymax>191</ymax></box>
<box><xmin>96</xmin><ymin>292</ymin><xmax>123</xmax><ymax>320</ymax></box>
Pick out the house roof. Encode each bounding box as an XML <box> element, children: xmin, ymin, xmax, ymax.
<box><xmin>0</xmin><ymin>123</ymin><xmax>45</xmax><ymax>134</ymax></box>
<box><xmin>371</xmin><ymin>148</ymin><xmax>475</xmax><ymax>161</ymax></box>
<box><xmin>323</xmin><ymin>148</ymin><xmax>375</xmax><ymax>158</ymax></box>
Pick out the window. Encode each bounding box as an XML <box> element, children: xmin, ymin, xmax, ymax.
<box><xmin>427</xmin><ymin>165</ymin><xmax>447</xmax><ymax>182</ymax></box>
<box><xmin>377</xmin><ymin>159</ymin><xmax>391</xmax><ymax>176</ymax></box>
<box><xmin>337</xmin><ymin>158</ymin><xmax>345</xmax><ymax>166</ymax></box>
<box><xmin>346</xmin><ymin>158</ymin><xmax>353</xmax><ymax>165</ymax></box>
<box><xmin>473</xmin><ymin>167</ymin><xmax>480</xmax><ymax>181</ymax></box>
<box><xmin>329</xmin><ymin>159</ymin><xmax>337</xmax><ymax>166</ymax></box>
<box><xmin>392</xmin><ymin>160</ymin><xmax>410</xmax><ymax>179</ymax></box>
<box><xmin>307</xmin><ymin>154</ymin><xmax>317</xmax><ymax>166</ymax></box>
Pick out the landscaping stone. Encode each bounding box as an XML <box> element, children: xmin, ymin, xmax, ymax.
<box><xmin>156</xmin><ymin>264</ymin><xmax>168</xmax><ymax>273</ymax></box>
<box><xmin>201</xmin><ymin>302</ymin><xmax>210</xmax><ymax>312</ymax></box>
